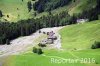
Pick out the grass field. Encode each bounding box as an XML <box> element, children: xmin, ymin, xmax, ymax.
<box><xmin>68</xmin><ymin>0</ymin><xmax>97</xmax><ymax>15</ymax></box>
<box><xmin>59</xmin><ymin>20</ymin><xmax>100</xmax><ymax>50</ymax></box>
<box><xmin>2</xmin><ymin>20</ymin><xmax>100</xmax><ymax>66</ymax></box>
<box><xmin>0</xmin><ymin>0</ymin><xmax>99</xmax><ymax>66</ymax></box>
<box><xmin>0</xmin><ymin>0</ymin><xmax>97</xmax><ymax>22</ymax></box>
<box><xmin>0</xmin><ymin>0</ymin><xmax>35</xmax><ymax>22</ymax></box>
<box><xmin>3</xmin><ymin>49</ymin><xmax>100</xmax><ymax>66</ymax></box>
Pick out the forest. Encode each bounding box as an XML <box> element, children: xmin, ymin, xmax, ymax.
<box><xmin>33</xmin><ymin>0</ymin><xmax>72</xmax><ymax>13</ymax></box>
<box><xmin>0</xmin><ymin>0</ymin><xmax>100</xmax><ymax>45</ymax></box>
<box><xmin>0</xmin><ymin>11</ymin><xmax>70</xmax><ymax>44</ymax></box>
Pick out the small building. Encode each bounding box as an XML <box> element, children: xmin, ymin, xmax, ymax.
<box><xmin>77</xmin><ymin>19</ymin><xmax>88</xmax><ymax>24</ymax></box>
<box><xmin>48</xmin><ymin>35</ymin><xmax>57</xmax><ymax>40</ymax></box>
<box><xmin>40</xmin><ymin>31</ymin><xmax>57</xmax><ymax>45</ymax></box>
<box><xmin>47</xmin><ymin>39</ymin><xmax>53</xmax><ymax>44</ymax></box>
<box><xmin>47</xmin><ymin>31</ymin><xmax>57</xmax><ymax>40</ymax></box>
<box><xmin>47</xmin><ymin>31</ymin><xmax>55</xmax><ymax>36</ymax></box>
<box><xmin>40</xmin><ymin>39</ymin><xmax>47</xmax><ymax>45</ymax></box>
<box><xmin>40</xmin><ymin>39</ymin><xmax>54</xmax><ymax>44</ymax></box>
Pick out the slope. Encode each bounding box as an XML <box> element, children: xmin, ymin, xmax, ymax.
<box><xmin>1</xmin><ymin>20</ymin><xmax>100</xmax><ymax>66</ymax></box>
<box><xmin>51</xmin><ymin>0</ymin><xmax>97</xmax><ymax>15</ymax></box>
<box><xmin>59</xmin><ymin>20</ymin><xmax>100</xmax><ymax>50</ymax></box>
<box><xmin>35</xmin><ymin>0</ymin><xmax>97</xmax><ymax>18</ymax></box>
<box><xmin>0</xmin><ymin>0</ymin><xmax>35</xmax><ymax>22</ymax></box>
<box><xmin>0</xmin><ymin>0</ymin><xmax>98</xmax><ymax>21</ymax></box>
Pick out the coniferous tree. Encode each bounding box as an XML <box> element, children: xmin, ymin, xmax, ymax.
<box><xmin>6</xmin><ymin>39</ymin><xmax>10</xmax><ymax>45</ymax></box>
<box><xmin>27</xmin><ymin>1</ymin><xmax>32</xmax><ymax>12</ymax></box>
<box><xmin>0</xmin><ymin>10</ymin><xmax>3</xmax><ymax>17</ymax></box>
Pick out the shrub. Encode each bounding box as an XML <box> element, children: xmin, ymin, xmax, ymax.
<box><xmin>91</xmin><ymin>44</ymin><xmax>96</xmax><ymax>49</ymax></box>
<box><xmin>39</xmin><ymin>30</ymin><xmax>41</xmax><ymax>33</ymax></box>
<box><xmin>38</xmin><ymin>43</ymin><xmax>46</xmax><ymax>47</ymax></box>
<box><xmin>33</xmin><ymin>47</ymin><xmax>43</xmax><ymax>55</ymax></box>
<box><xmin>33</xmin><ymin>47</ymin><xmax>37</xmax><ymax>53</ymax></box>
<box><xmin>43</xmin><ymin>32</ymin><xmax>46</xmax><ymax>34</ymax></box>
<box><xmin>37</xmin><ymin>48</ymin><xmax>43</xmax><ymax>55</ymax></box>
<box><xmin>91</xmin><ymin>41</ymin><xmax>100</xmax><ymax>49</ymax></box>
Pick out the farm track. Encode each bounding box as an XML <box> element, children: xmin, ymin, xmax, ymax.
<box><xmin>0</xmin><ymin>27</ymin><xmax>63</xmax><ymax>57</ymax></box>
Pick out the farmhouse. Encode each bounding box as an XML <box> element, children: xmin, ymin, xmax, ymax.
<box><xmin>47</xmin><ymin>31</ymin><xmax>57</xmax><ymax>40</ymax></box>
<box><xmin>77</xmin><ymin>19</ymin><xmax>88</xmax><ymax>24</ymax></box>
<box><xmin>40</xmin><ymin>31</ymin><xmax>57</xmax><ymax>45</ymax></box>
<box><xmin>40</xmin><ymin>39</ymin><xmax>54</xmax><ymax>44</ymax></box>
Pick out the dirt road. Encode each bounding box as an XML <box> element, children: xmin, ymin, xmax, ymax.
<box><xmin>0</xmin><ymin>27</ymin><xmax>63</xmax><ymax>57</ymax></box>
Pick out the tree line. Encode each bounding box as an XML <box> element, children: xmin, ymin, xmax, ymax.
<box><xmin>0</xmin><ymin>10</ymin><xmax>80</xmax><ymax>45</ymax></box>
<box><xmin>76</xmin><ymin>0</ymin><xmax>100</xmax><ymax>21</ymax></box>
<box><xmin>33</xmin><ymin>0</ymin><xmax>72</xmax><ymax>13</ymax></box>
<box><xmin>0</xmin><ymin>0</ymin><xmax>100</xmax><ymax>45</ymax></box>
<box><xmin>0</xmin><ymin>10</ymin><xmax>99</xmax><ymax>45</ymax></box>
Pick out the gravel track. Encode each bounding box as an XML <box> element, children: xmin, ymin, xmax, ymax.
<box><xmin>0</xmin><ymin>27</ymin><xmax>63</xmax><ymax>57</ymax></box>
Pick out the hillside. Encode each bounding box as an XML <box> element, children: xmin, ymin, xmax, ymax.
<box><xmin>33</xmin><ymin>0</ymin><xmax>71</xmax><ymax>13</ymax></box>
<box><xmin>1</xmin><ymin>20</ymin><xmax>100</xmax><ymax>66</ymax></box>
<box><xmin>0</xmin><ymin>0</ymin><xmax>35</xmax><ymax>22</ymax></box>
<box><xmin>60</xmin><ymin>20</ymin><xmax>100</xmax><ymax>50</ymax></box>
<box><xmin>0</xmin><ymin>0</ymin><xmax>100</xmax><ymax>66</ymax></box>
<box><xmin>0</xmin><ymin>0</ymin><xmax>98</xmax><ymax>22</ymax></box>
<box><xmin>35</xmin><ymin>0</ymin><xmax>98</xmax><ymax>18</ymax></box>
<box><xmin>68</xmin><ymin>0</ymin><xmax>97</xmax><ymax>15</ymax></box>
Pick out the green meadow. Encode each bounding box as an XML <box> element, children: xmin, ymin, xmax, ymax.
<box><xmin>0</xmin><ymin>0</ymin><xmax>34</xmax><ymax>22</ymax></box>
<box><xmin>0</xmin><ymin>0</ymin><xmax>100</xmax><ymax>66</ymax></box>
<box><xmin>60</xmin><ymin>20</ymin><xmax>100</xmax><ymax>50</ymax></box>
<box><xmin>2</xmin><ymin>20</ymin><xmax>100</xmax><ymax>66</ymax></box>
<box><xmin>3</xmin><ymin>49</ymin><xmax>100</xmax><ymax>66</ymax></box>
<box><xmin>0</xmin><ymin>0</ymin><xmax>97</xmax><ymax>22</ymax></box>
